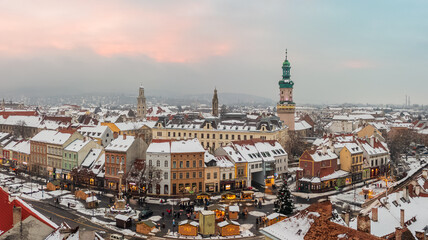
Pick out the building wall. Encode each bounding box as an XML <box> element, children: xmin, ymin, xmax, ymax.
<box><xmin>170</xmin><ymin>152</ymin><xmax>205</xmax><ymax>195</ymax></box>
<box><xmin>146</xmin><ymin>151</ymin><xmax>171</xmax><ymax>195</ymax></box>
<box><xmin>204</xmin><ymin>166</ymin><xmax>220</xmax><ymax>192</ymax></box>
<box><xmin>30</xmin><ymin>141</ymin><xmax>47</xmax><ymax>174</ymax></box>
<box><xmin>152</xmin><ymin>127</ymin><xmax>288</xmax><ymax>152</ymax></box>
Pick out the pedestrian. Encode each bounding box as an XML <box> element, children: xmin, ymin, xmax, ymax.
<box><xmin>162</xmin><ymin>211</ymin><xmax>165</xmax><ymax>218</ymax></box>
<box><xmin>307</xmin><ymin>196</ymin><xmax>310</xmax><ymax>202</ymax></box>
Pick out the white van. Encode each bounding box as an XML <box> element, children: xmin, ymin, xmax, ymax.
<box><xmin>110</xmin><ymin>234</ymin><xmax>124</xmax><ymax>240</ymax></box>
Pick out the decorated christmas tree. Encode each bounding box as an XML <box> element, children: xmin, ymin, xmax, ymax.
<box><xmin>274</xmin><ymin>180</ymin><xmax>294</xmax><ymax>215</ymax></box>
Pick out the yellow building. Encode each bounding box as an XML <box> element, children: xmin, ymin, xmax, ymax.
<box><xmin>339</xmin><ymin>143</ymin><xmax>364</xmax><ymax>183</ymax></box>
<box><xmin>356</xmin><ymin>124</ymin><xmax>384</xmax><ymax>141</ymax></box>
<box><xmin>152</xmin><ymin>118</ymin><xmax>288</xmax><ymax>152</ymax></box>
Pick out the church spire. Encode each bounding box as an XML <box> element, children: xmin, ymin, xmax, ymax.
<box><xmin>212</xmin><ymin>88</ymin><xmax>219</xmax><ymax>117</ymax></box>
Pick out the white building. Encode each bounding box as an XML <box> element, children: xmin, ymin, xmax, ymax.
<box><xmin>78</xmin><ymin>125</ymin><xmax>114</xmax><ymax>147</ymax></box>
<box><xmin>146</xmin><ymin>141</ymin><xmax>171</xmax><ymax>195</ymax></box>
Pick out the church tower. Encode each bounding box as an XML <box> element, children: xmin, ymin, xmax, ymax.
<box><xmin>277</xmin><ymin>50</ymin><xmax>295</xmax><ymax>130</ymax></box>
<box><xmin>212</xmin><ymin>88</ymin><xmax>219</xmax><ymax>117</ymax></box>
<box><xmin>137</xmin><ymin>85</ymin><xmax>147</xmax><ymax>119</ymax></box>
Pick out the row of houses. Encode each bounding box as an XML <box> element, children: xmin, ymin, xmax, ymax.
<box><xmin>1</xmin><ymin>127</ymin><xmax>288</xmax><ymax>196</ymax></box>
<box><xmin>296</xmin><ymin>134</ymin><xmax>390</xmax><ymax>192</ymax></box>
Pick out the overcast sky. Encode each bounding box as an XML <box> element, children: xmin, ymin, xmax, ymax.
<box><xmin>0</xmin><ymin>0</ymin><xmax>427</xmax><ymax>105</ymax></box>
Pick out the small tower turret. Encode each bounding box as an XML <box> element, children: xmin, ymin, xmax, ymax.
<box><xmin>137</xmin><ymin>84</ymin><xmax>147</xmax><ymax>119</ymax></box>
<box><xmin>212</xmin><ymin>88</ymin><xmax>219</xmax><ymax>117</ymax></box>
<box><xmin>277</xmin><ymin>49</ymin><xmax>295</xmax><ymax>130</ymax></box>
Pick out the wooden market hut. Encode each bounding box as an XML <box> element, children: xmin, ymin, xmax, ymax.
<box><xmin>193</xmin><ymin>206</ymin><xmax>205</xmax><ymax>220</ymax></box>
<box><xmin>115</xmin><ymin>214</ymin><xmax>132</xmax><ymax>229</ymax></box>
<box><xmin>46</xmin><ymin>180</ymin><xmax>60</xmax><ymax>191</ymax></box>
<box><xmin>221</xmin><ymin>191</ymin><xmax>236</xmax><ymax>200</ymax></box>
<box><xmin>266</xmin><ymin>212</ymin><xmax>287</xmax><ymax>226</ymax></box>
<box><xmin>85</xmin><ymin>195</ymin><xmax>98</xmax><ymax>209</ymax></box>
<box><xmin>196</xmin><ymin>192</ymin><xmax>211</xmax><ymax>200</ymax></box>
<box><xmin>178</xmin><ymin>220</ymin><xmax>199</xmax><ymax>236</ymax></box>
<box><xmin>228</xmin><ymin>205</ymin><xmax>239</xmax><ymax>220</ymax></box>
<box><xmin>240</xmin><ymin>190</ymin><xmax>254</xmax><ymax>200</ymax></box>
<box><xmin>207</xmin><ymin>204</ymin><xmax>226</xmax><ymax>221</ymax></box>
<box><xmin>136</xmin><ymin>220</ymin><xmax>156</xmax><ymax>235</ymax></box>
<box><xmin>75</xmin><ymin>189</ymin><xmax>93</xmax><ymax>200</ymax></box>
<box><xmin>218</xmin><ymin>220</ymin><xmax>240</xmax><ymax>237</ymax></box>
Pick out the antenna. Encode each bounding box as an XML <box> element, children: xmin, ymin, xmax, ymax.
<box><xmin>285</xmin><ymin>49</ymin><xmax>288</xmax><ymax>60</ymax></box>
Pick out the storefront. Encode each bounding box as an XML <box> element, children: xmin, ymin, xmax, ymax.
<box><xmin>220</xmin><ymin>181</ymin><xmax>235</xmax><ymax>191</ymax></box>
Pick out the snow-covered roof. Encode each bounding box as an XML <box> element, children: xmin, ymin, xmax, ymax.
<box><xmin>81</xmin><ymin>148</ymin><xmax>103</xmax><ymax>168</ymax></box>
<box><xmin>85</xmin><ymin>196</ymin><xmax>98</xmax><ymax>203</ymax></box>
<box><xmin>77</xmin><ymin>125</ymin><xmax>109</xmax><ymax>137</ymax></box>
<box><xmin>295</xmin><ymin>120</ymin><xmax>312</xmax><ymax>131</ymax></box>
<box><xmin>115</xmin><ymin>214</ymin><xmax>131</xmax><ymax>221</ymax></box>
<box><xmin>229</xmin><ymin>205</ymin><xmax>239</xmax><ymax>212</ymax></box>
<box><xmin>170</xmin><ymin>139</ymin><xmax>204</xmax><ymax>153</ymax></box>
<box><xmin>266</xmin><ymin>212</ymin><xmax>286</xmax><ymax>220</ymax></box>
<box><xmin>310</xmin><ymin>149</ymin><xmax>337</xmax><ymax>162</ymax></box>
<box><xmin>342</xmin><ymin>143</ymin><xmax>363</xmax><ymax>155</ymax></box>
<box><xmin>105</xmin><ymin>135</ymin><xmax>135</xmax><ymax>152</ymax></box>
<box><xmin>179</xmin><ymin>220</ymin><xmax>199</xmax><ymax>227</ymax></box>
<box><xmin>147</xmin><ymin>141</ymin><xmax>171</xmax><ymax>154</ymax></box>
<box><xmin>7</xmin><ymin>140</ymin><xmax>31</xmax><ymax>155</ymax></box>
<box><xmin>260</xmin><ymin>211</ymin><xmax>320</xmax><ymax>240</ymax></box>
<box><xmin>31</xmin><ymin>130</ymin><xmax>71</xmax><ymax>145</ymax></box>
<box><xmin>218</xmin><ymin>220</ymin><xmax>240</xmax><ymax>227</ymax></box>
<box><xmin>320</xmin><ymin>170</ymin><xmax>350</xmax><ymax>182</ymax></box>
<box><xmin>64</xmin><ymin>139</ymin><xmax>92</xmax><ymax>152</ymax></box>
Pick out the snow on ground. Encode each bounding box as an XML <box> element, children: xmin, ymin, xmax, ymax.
<box><xmin>240</xmin><ymin>223</ymin><xmax>254</xmax><ymax>232</ymax></box>
<box><xmin>148</xmin><ymin>215</ymin><xmax>162</xmax><ymax>222</ymax></box>
<box><xmin>59</xmin><ymin>194</ymin><xmax>107</xmax><ymax>216</ymax></box>
<box><xmin>48</xmin><ymin>190</ymin><xmax>70</xmax><ymax>197</ymax></box>
<box><xmin>20</xmin><ymin>190</ymin><xmax>53</xmax><ymax>201</ymax></box>
<box><xmin>248</xmin><ymin>211</ymin><xmax>266</xmax><ymax>217</ymax></box>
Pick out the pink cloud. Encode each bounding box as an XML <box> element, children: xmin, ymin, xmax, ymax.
<box><xmin>343</xmin><ymin>60</ymin><xmax>375</xmax><ymax>69</ymax></box>
<box><xmin>0</xmin><ymin>1</ymin><xmax>233</xmax><ymax>63</ymax></box>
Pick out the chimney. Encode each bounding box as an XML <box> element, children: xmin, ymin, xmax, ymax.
<box><xmin>123</xmin><ymin>134</ymin><xmax>126</xmax><ymax>140</ymax></box>
<box><xmin>369</xmin><ymin>137</ymin><xmax>375</xmax><ymax>147</ymax></box>
<box><xmin>395</xmin><ymin>227</ymin><xmax>403</xmax><ymax>240</ymax></box>
<box><xmin>422</xmin><ymin>169</ymin><xmax>427</xmax><ymax>179</ymax></box>
<box><xmin>357</xmin><ymin>213</ymin><xmax>371</xmax><ymax>234</ymax></box>
<box><xmin>113</xmin><ymin>132</ymin><xmax>119</xmax><ymax>139</ymax></box>
<box><xmin>405</xmin><ymin>187</ymin><xmax>409</xmax><ymax>201</ymax></box>
<box><xmin>371</xmin><ymin>208</ymin><xmax>378</xmax><ymax>222</ymax></box>
<box><xmin>400</xmin><ymin>209</ymin><xmax>405</xmax><ymax>228</ymax></box>
<box><xmin>344</xmin><ymin>211</ymin><xmax>350</xmax><ymax>226</ymax></box>
<box><xmin>415</xmin><ymin>185</ymin><xmax>421</xmax><ymax>196</ymax></box>
<box><xmin>13</xmin><ymin>206</ymin><xmax>22</xmax><ymax>226</ymax></box>
<box><xmin>322</xmin><ymin>145</ymin><xmax>327</xmax><ymax>154</ymax></box>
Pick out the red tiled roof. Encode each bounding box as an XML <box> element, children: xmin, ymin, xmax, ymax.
<box><xmin>0</xmin><ymin>187</ymin><xmax>57</xmax><ymax>235</ymax></box>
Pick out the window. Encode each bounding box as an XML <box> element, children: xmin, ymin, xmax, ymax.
<box><xmin>180</xmin><ymin>173</ymin><xmax>183</xmax><ymax>179</ymax></box>
<box><xmin>149</xmin><ymin>160</ymin><xmax>152</xmax><ymax>166</ymax></box>
<box><xmin>157</xmin><ymin>160</ymin><xmax>160</xmax><ymax>167</ymax></box>
<box><xmin>199</xmin><ymin>172</ymin><xmax>202</xmax><ymax>178</ymax></box>
<box><xmin>229</xmin><ymin>173</ymin><xmax>232</xmax><ymax>179</ymax></box>
<box><xmin>220</xmin><ymin>134</ymin><xmax>223</xmax><ymax>139</ymax></box>
<box><xmin>194</xmin><ymin>133</ymin><xmax>197</xmax><ymax>138</ymax></box>
<box><xmin>116</xmin><ymin>157</ymin><xmax>120</xmax><ymax>164</ymax></box>
<box><xmin>223</xmin><ymin>173</ymin><xmax>226</xmax><ymax>179</ymax></box>
<box><xmin>168</xmin><ymin>132</ymin><xmax>171</xmax><ymax>137</ymax></box>
<box><xmin>199</xmin><ymin>160</ymin><xmax>202</xmax><ymax>167</ymax></box>
<box><xmin>201</xmin><ymin>133</ymin><xmax>204</xmax><ymax>138</ymax></box>
<box><xmin>214</xmin><ymin>172</ymin><xmax>217</xmax><ymax>179</ymax></box>
<box><xmin>173</xmin><ymin>161</ymin><xmax>176</xmax><ymax>168</ymax></box>
<box><xmin>178</xmin><ymin>132</ymin><xmax>181</xmax><ymax>137</ymax></box>
<box><xmin>186</xmin><ymin>161</ymin><xmax>190</xmax><ymax>168</ymax></box>
<box><xmin>157</xmin><ymin>132</ymin><xmax>162</xmax><ymax>137</ymax></box>
<box><xmin>173</xmin><ymin>132</ymin><xmax>176</xmax><ymax>137</ymax></box>
<box><xmin>186</xmin><ymin>172</ymin><xmax>189</xmax><ymax>179</ymax></box>
<box><xmin>193</xmin><ymin>161</ymin><xmax>196</xmax><ymax>168</ymax></box>
<box><xmin>193</xmin><ymin>172</ymin><xmax>196</xmax><ymax>178</ymax></box>
<box><xmin>173</xmin><ymin>173</ymin><xmax>176</xmax><ymax>179</ymax></box>
<box><xmin>106</xmin><ymin>156</ymin><xmax>110</xmax><ymax>163</ymax></box>
<box><xmin>212</xmin><ymin>134</ymin><xmax>215</xmax><ymax>139</ymax></box>
<box><xmin>226</xmin><ymin>134</ymin><xmax>229</xmax><ymax>140</ymax></box>
<box><xmin>164</xmin><ymin>161</ymin><xmax>168</xmax><ymax>168</ymax></box>
<box><xmin>180</xmin><ymin>161</ymin><xmax>183</xmax><ymax>168</ymax></box>
<box><xmin>232</xmin><ymin>135</ymin><xmax>235</xmax><ymax>140</ymax></box>
<box><xmin>207</xmin><ymin>173</ymin><xmax>211</xmax><ymax>179</ymax></box>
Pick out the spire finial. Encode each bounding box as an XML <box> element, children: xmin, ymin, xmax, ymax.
<box><xmin>285</xmin><ymin>49</ymin><xmax>288</xmax><ymax>60</ymax></box>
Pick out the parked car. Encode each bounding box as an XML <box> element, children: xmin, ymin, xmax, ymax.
<box><xmin>139</xmin><ymin>209</ymin><xmax>153</xmax><ymax>220</ymax></box>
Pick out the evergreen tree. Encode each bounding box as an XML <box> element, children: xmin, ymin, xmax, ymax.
<box><xmin>274</xmin><ymin>180</ymin><xmax>294</xmax><ymax>215</ymax></box>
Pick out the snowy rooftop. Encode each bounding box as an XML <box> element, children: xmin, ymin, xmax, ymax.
<box><xmin>7</xmin><ymin>140</ymin><xmax>31</xmax><ymax>155</ymax></box>
<box><xmin>229</xmin><ymin>205</ymin><xmax>239</xmax><ymax>212</ymax></box>
<box><xmin>31</xmin><ymin>130</ymin><xmax>71</xmax><ymax>145</ymax></box>
<box><xmin>342</xmin><ymin>143</ymin><xmax>363</xmax><ymax>155</ymax></box>
<box><xmin>64</xmin><ymin>139</ymin><xmax>92</xmax><ymax>152</ymax></box>
<box><xmin>310</xmin><ymin>149</ymin><xmax>338</xmax><ymax>162</ymax></box>
<box><xmin>78</xmin><ymin>125</ymin><xmax>108</xmax><ymax>137</ymax></box>
<box><xmin>105</xmin><ymin>135</ymin><xmax>135</xmax><ymax>152</ymax></box>
<box><xmin>147</xmin><ymin>141</ymin><xmax>171</xmax><ymax>153</ymax></box>
<box><xmin>170</xmin><ymin>139</ymin><xmax>204</xmax><ymax>153</ymax></box>
<box><xmin>218</xmin><ymin>220</ymin><xmax>240</xmax><ymax>227</ymax></box>
<box><xmin>81</xmin><ymin>148</ymin><xmax>103</xmax><ymax>168</ymax></box>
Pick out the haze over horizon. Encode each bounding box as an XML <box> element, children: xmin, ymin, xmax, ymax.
<box><xmin>0</xmin><ymin>1</ymin><xmax>427</xmax><ymax>105</ymax></box>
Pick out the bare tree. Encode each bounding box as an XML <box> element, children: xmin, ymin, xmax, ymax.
<box><xmin>126</xmin><ymin>162</ymin><xmax>163</xmax><ymax>203</ymax></box>
<box><xmin>13</xmin><ymin>120</ymin><xmax>30</xmax><ymax>139</ymax></box>
<box><xmin>284</xmin><ymin>131</ymin><xmax>306</xmax><ymax>158</ymax></box>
